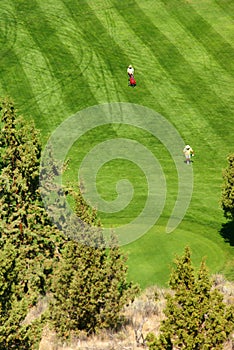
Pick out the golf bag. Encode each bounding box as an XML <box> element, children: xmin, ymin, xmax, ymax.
<box><xmin>129</xmin><ymin>74</ymin><xmax>136</xmax><ymax>87</ymax></box>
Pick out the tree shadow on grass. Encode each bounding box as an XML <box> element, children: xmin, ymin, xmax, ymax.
<box><xmin>219</xmin><ymin>221</ymin><xmax>234</xmax><ymax>246</ymax></box>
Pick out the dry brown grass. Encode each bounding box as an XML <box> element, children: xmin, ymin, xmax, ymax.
<box><xmin>22</xmin><ymin>295</ymin><xmax>50</xmax><ymax>326</ymax></box>
<box><xmin>39</xmin><ymin>277</ymin><xmax>234</xmax><ymax>350</ymax></box>
<box><xmin>213</xmin><ymin>274</ymin><xmax>234</xmax><ymax>305</ymax></box>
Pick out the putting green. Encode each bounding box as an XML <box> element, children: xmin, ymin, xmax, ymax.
<box><xmin>125</xmin><ymin>221</ymin><xmax>227</xmax><ymax>288</ymax></box>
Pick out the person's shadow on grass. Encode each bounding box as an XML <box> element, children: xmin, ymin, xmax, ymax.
<box><xmin>219</xmin><ymin>221</ymin><xmax>234</xmax><ymax>246</ymax></box>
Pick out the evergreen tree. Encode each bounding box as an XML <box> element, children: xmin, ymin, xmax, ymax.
<box><xmin>98</xmin><ymin>234</ymin><xmax>138</xmax><ymax>329</ymax></box>
<box><xmin>221</xmin><ymin>154</ymin><xmax>234</xmax><ymax>221</ymax></box>
<box><xmin>147</xmin><ymin>247</ymin><xmax>234</xmax><ymax>350</ymax></box>
<box><xmin>49</xmin><ymin>189</ymin><xmax>138</xmax><ymax>339</ymax></box>
<box><xmin>39</xmin><ymin>143</ymin><xmax>71</xmax><ymax>234</ymax></box>
<box><xmin>74</xmin><ymin>184</ymin><xmax>101</xmax><ymax>227</ymax></box>
<box><xmin>0</xmin><ymin>98</ymin><xmax>65</xmax><ymax>349</ymax></box>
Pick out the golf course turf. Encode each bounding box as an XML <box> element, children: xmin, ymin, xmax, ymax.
<box><xmin>0</xmin><ymin>0</ymin><xmax>233</xmax><ymax>288</ymax></box>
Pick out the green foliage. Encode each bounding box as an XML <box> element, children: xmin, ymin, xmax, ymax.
<box><xmin>0</xmin><ymin>98</ymin><xmax>41</xmax><ymax>212</ymax></box>
<box><xmin>49</xmin><ymin>237</ymin><xmax>138</xmax><ymax>339</ymax></box>
<box><xmin>49</xmin><ymin>190</ymin><xmax>139</xmax><ymax>339</ymax></box>
<box><xmin>74</xmin><ymin>184</ymin><xmax>101</xmax><ymax>227</ymax></box>
<box><xmin>39</xmin><ymin>143</ymin><xmax>71</xmax><ymax>235</ymax></box>
<box><xmin>0</xmin><ymin>98</ymin><xmax>65</xmax><ymax>349</ymax></box>
<box><xmin>147</xmin><ymin>247</ymin><xmax>234</xmax><ymax>350</ymax></box>
<box><xmin>221</xmin><ymin>154</ymin><xmax>234</xmax><ymax>221</ymax></box>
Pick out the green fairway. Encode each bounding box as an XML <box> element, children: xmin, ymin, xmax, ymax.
<box><xmin>0</xmin><ymin>0</ymin><xmax>233</xmax><ymax>288</ymax></box>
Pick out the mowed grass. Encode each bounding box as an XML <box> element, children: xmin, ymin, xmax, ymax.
<box><xmin>0</xmin><ymin>0</ymin><xmax>233</xmax><ymax>288</ymax></box>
